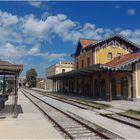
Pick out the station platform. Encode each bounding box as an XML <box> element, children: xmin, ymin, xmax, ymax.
<box><xmin>0</xmin><ymin>90</ymin><xmax>63</xmax><ymax>139</ymax></box>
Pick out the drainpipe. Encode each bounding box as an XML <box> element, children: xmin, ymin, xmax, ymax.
<box><xmin>13</xmin><ymin>74</ymin><xmax>18</xmax><ymax>118</ymax></box>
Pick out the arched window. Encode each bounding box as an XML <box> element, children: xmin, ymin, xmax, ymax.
<box><xmin>87</xmin><ymin>57</ymin><xmax>90</xmax><ymax>67</ymax></box>
<box><xmin>62</xmin><ymin>69</ymin><xmax>65</xmax><ymax>73</ymax></box>
<box><xmin>108</xmin><ymin>52</ymin><xmax>112</xmax><ymax>60</ymax></box>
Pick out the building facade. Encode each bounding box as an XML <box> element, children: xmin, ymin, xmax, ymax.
<box><xmin>36</xmin><ymin>78</ymin><xmax>45</xmax><ymax>89</ymax></box>
<box><xmin>48</xmin><ymin>33</ymin><xmax>140</xmax><ymax>101</ymax></box>
<box><xmin>45</xmin><ymin>61</ymin><xmax>74</xmax><ymax>91</ymax></box>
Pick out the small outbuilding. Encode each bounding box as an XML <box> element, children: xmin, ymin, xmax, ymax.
<box><xmin>0</xmin><ymin>60</ymin><xmax>23</xmax><ymax>117</ymax></box>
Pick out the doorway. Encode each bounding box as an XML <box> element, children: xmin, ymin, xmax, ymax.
<box><xmin>121</xmin><ymin>77</ymin><xmax>128</xmax><ymax>99</ymax></box>
<box><xmin>94</xmin><ymin>79</ymin><xmax>99</xmax><ymax>98</ymax></box>
<box><xmin>101</xmin><ymin>79</ymin><xmax>106</xmax><ymax>99</ymax></box>
<box><xmin>112</xmin><ymin>78</ymin><xmax>117</xmax><ymax>99</ymax></box>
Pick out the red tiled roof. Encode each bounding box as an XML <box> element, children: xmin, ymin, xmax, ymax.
<box><xmin>80</xmin><ymin>39</ymin><xmax>97</xmax><ymax>48</ymax></box>
<box><xmin>106</xmin><ymin>52</ymin><xmax>140</xmax><ymax>68</ymax></box>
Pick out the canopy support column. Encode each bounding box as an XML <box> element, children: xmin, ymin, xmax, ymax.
<box><xmin>3</xmin><ymin>74</ymin><xmax>6</xmax><ymax>95</ymax></box>
<box><xmin>13</xmin><ymin>74</ymin><xmax>18</xmax><ymax>118</ymax></box>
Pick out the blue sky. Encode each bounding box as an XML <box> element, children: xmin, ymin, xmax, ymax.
<box><xmin>0</xmin><ymin>1</ymin><xmax>140</xmax><ymax>77</ymax></box>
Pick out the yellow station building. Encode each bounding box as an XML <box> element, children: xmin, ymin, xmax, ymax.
<box><xmin>48</xmin><ymin>33</ymin><xmax>140</xmax><ymax>101</ymax></box>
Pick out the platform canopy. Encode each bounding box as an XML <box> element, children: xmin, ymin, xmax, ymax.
<box><xmin>47</xmin><ymin>64</ymin><xmax>107</xmax><ymax>79</ymax></box>
<box><xmin>0</xmin><ymin>59</ymin><xmax>23</xmax><ymax>117</ymax></box>
<box><xmin>48</xmin><ymin>52</ymin><xmax>140</xmax><ymax>80</ymax></box>
<box><xmin>0</xmin><ymin>60</ymin><xmax>23</xmax><ymax>75</ymax></box>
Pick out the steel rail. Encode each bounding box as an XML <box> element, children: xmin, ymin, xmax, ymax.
<box><xmin>31</xmin><ymin>89</ymin><xmax>102</xmax><ymax>110</ymax></box>
<box><xmin>31</xmin><ymin>88</ymin><xmax>140</xmax><ymax>130</ymax></box>
<box><xmin>100</xmin><ymin>113</ymin><xmax>140</xmax><ymax>129</ymax></box>
<box><xmin>21</xmin><ymin>89</ymin><xmax>111</xmax><ymax>139</ymax></box>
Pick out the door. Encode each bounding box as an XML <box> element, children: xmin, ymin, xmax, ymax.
<box><xmin>121</xmin><ymin>77</ymin><xmax>128</xmax><ymax>99</ymax></box>
<box><xmin>81</xmin><ymin>79</ymin><xmax>84</xmax><ymax>96</ymax></box>
<box><xmin>94</xmin><ymin>79</ymin><xmax>99</xmax><ymax>98</ymax></box>
<box><xmin>101</xmin><ymin>79</ymin><xmax>106</xmax><ymax>99</ymax></box>
<box><xmin>87</xmin><ymin>80</ymin><xmax>90</xmax><ymax>97</ymax></box>
<box><xmin>112</xmin><ymin>78</ymin><xmax>116</xmax><ymax>99</ymax></box>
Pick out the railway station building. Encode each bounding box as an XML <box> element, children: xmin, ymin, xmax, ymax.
<box><xmin>48</xmin><ymin>33</ymin><xmax>140</xmax><ymax>101</ymax></box>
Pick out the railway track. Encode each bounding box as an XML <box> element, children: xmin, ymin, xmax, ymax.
<box><xmin>30</xmin><ymin>89</ymin><xmax>106</xmax><ymax>110</ymax></box>
<box><xmin>30</xmin><ymin>88</ymin><xmax>140</xmax><ymax>130</ymax></box>
<box><xmin>100</xmin><ymin>113</ymin><xmax>140</xmax><ymax>129</ymax></box>
<box><xmin>21</xmin><ymin>89</ymin><xmax>124</xmax><ymax>139</ymax></box>
<box><xmin>32</xmin><ymin>90</ymin><xmax>88</xmax><ymax>109</ymax></box>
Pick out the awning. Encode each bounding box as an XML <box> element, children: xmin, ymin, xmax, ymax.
<box><xmin>0</xmin><ymin>60</ymin><xmax>23</xmax><ymax>75</ymax></box>
<box><xmin>47</xmin><ymin>64</ymin><xmax>106</xmax><ymax>79</ymax></box>
<box><xmin>47</xmin><ymin>62</ymin><xmax>134</xmax><ymax>79</ymax></box>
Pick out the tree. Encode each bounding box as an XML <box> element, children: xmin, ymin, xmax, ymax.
<box><xmin>26</xmin><ymin>68</ymin><xmax>37</xmax><ymax>87</ymax></box>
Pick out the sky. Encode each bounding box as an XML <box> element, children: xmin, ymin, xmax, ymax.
<box><xmin>0</xmin><ymin>1</ymin><xmax>140</xmax><ymax>78</ymax></box>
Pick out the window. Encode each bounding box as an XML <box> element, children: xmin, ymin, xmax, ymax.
<box><xmin>108</xmin><ymin>52</ymin><xmax>112</xmax><ymax>60</ymax></box>
<box><xmin>87</xmin><ymin>57</ymin><xmax>90</xmax><ymax>67</ymax></box>
<box><xmin>116</xmin><ymin>53</ymin><xmax>121</xmax><ymax>57</ymax></box>
<box><xmin>81</xmin><ymin>60</ymin><xmax>84</xmax><ymax>68</ymax></box>
<box><xmin>62</xmin><ymin>69</ymin><xmax>65</xmax><ymax>73</ymax></box>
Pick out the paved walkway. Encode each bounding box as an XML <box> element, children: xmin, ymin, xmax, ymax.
<box><xmin>94</xmin><ymin>100</ymin><xmax>140</xmax><ymax>111</ymax></box>
<box><xmin>28</xmin><ymin>89</ymin><xmax>140</xmax><ymax>139</ymax></box>
<box><xmin>0</xmin><ymin>90</ymin><xmax>63</xmax><ymax>139</ymax></box>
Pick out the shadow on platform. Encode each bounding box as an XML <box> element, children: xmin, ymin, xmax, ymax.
<box><xmin>0</xmin><ymin>105</ymin><xmax>23</xmax><ymax>118</ymax></box>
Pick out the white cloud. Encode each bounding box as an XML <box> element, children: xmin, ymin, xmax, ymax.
<box><xmin>22</xmin><ymin>14</ymin><xmax>77</xmax><ymax>43</ymax></box>
<box><xmin>28</xmin><ymin>1</ymin><xmax>42</xmax><ymax>8</ymax></box>
<box><xmin>0</xmin><ymin>10</ymin><xmax>18</xmax><ymax>27</ymax></box>
<box><xmin>25</xmin><ymin>14</ymin><xmax>140</xmax><ymax>47</ymax></box>
<box><xmin>0</xmin><ymin>42</ymin><xmax>69</xmax><ymax>63</ymax></box>
<box><xmin>0</xmin><ymin>43</ymin><xmax>27</xmax><ymax>62</ymax></box>
<box><xmin>28</xmin><ymin>46</ymin><xmax>40</xmax><ymax>54</ymax></box>
<box><xmin>0</xmin><ymin>9</ymin><xmax>140</xmax><ymax>64</ymax></box>
<box><xmin>38</xmin><ymin>52</ymin><xmax>69</xmax><ymax>62</ymax></box>
<box><xmin>127</xmin><ymin>9</ymin><xmax>136</xmax><ymax>16</ymax></box>
<box><xmin>120</xmin><ymin>30</ymin><xmax>132</xmax><ymax>37</ymax></box>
